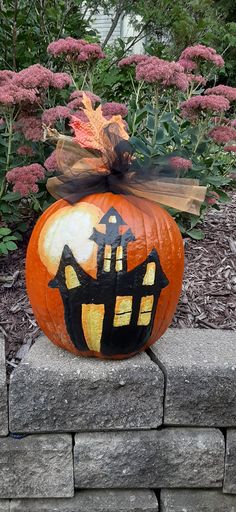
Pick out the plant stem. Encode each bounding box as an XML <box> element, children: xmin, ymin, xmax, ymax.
<box><xmin>6</xmin><ymin>113</ymin><xmax>13</xmax><ymax>172</ymax></box>
<box><xmin>152</xmin><ymin>85</ymin><xmax>159</xmax><ymax>147</ymax></box>
<box><xmin>131</xmin><ymin>80</ymin><xmax>143</xmax><ymax>136</ymax></box>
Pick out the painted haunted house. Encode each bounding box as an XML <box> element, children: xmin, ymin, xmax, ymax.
<box><xmin>49</xmin><ymin>207</ymin><xmax>169</xmax><ymax>356</ymax></box>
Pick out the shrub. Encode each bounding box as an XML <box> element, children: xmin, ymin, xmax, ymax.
<box><xmin>0</xmin><ymin>40</ymin><xmax>235</xmax><ymax>253</ymax></box>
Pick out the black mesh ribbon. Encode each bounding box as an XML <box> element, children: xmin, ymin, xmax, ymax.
<box><xmin>46</xmin><ymin>125</ymin><xmax>207</xmax><ymax>215</ymax></box>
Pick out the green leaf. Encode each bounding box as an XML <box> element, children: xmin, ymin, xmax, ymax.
<box><xmin>186</xmin><ymin>229</ymin><xmax>204</xmax><ymax>240</ymax></box>
<box><xmin>2</xmin><ymin>235</ymin><xmax>18</xmax><ymax>242</ymax></box>
<box><xmin>5</xmin><ymin>241</ymin><xmax>17</xmax><ymax>251</ymax></box>
<box><xmin>1</xmin><ymin>192</ymin><xmax>21</xmax><ymax>201</ymax></box>
<box><xmin>0</xmin><ymin>242</ymin><xmax>8</xmax><ymax>255</ymax></box>
<box><xmin>190</xmin><ymin>216</ymin><xmax>200</xmax><ymax>229</ymax></box>
<box><xmin>147</xmin><ymin>115</ymin><xmax>155</xmax><ymax>132</ymax></box>
<box><xmin>130</xmin><ymin>136</ymin><xmax>151</xmax><ymax>157</ymax></box>
<box><xmin>0</xmin><ymin>227</ymin><xmax>11</xmax><ymax>236</ymax></box>
<box><xmin>160</xmin><ymin>112</ymin><xmax>174</xmax><ymax>122</ymax></box>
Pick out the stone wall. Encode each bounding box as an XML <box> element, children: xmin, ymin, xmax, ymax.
<box><xmin>1</xmin><ymin>329</ymin><xmax>236</xmax><ymax>510</ymax></box>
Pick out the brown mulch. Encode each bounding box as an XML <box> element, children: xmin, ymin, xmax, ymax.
<box><xmin>0</xmin><ymin>192</ymin><xmax>235</xmax><ymax>376</ymax></box>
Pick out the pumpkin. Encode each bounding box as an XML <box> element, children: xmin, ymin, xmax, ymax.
<box><xmin>26</xmin><ymin>191</ymin><xmax>184</xmax><ymax>359</ymax></box>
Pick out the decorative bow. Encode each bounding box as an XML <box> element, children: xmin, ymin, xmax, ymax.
<box><xmin>46</xmin><ymin>93</ymin><xmax>207</xmax><ymax>215</ymax></box>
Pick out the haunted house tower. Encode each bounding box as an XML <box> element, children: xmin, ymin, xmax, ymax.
<box><xmin>49</xmin><ymin>207</ymin><xmax>169</xmax><ymax>356</ymax></box>
<box><xmin>90</xmin><ymin>207</ymin><xmax>136</xmax><ymax>277</ymax></box>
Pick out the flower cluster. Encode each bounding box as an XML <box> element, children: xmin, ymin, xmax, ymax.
<box><xmin>6</xmin><ymin>163</ymin><xmax>45</xmax><ymax>196</ymax></box>
<box><xmin>180</xmin><ymin>95</ymin><xmax>230</xmax><ymax>121</ymax></box>
<box><xmin>206</xmin><ymin>191</ymin><xmax>219</xmax><ymax>205</ymax></box>
<box><xmin>101</xmin><ymin>102</ymin><xmax>128</xmax><ymax>118</ymax></box>
<box><xmin>0</xmin><ymin>70</ymin><xmax>17</xmax><ymax>85</ymax></box>
<box><xmin>208</xmin><ymin>126</ymin><xmax>236</xmax><ymax>144</ymax></box>
<box><xmin>135</xmin><ymin>57</ymin><xmax>189</xmax><ymax>91</ymax></box>
<box><xmin>14</xmin><ymin>64</ymin><xmax>72</xmax><ymax>90</ymax></box>
<box><xmin>42</xmin><ymin>106</ymin><xmax>72</xmax><ymax>126</ymax></box>
<box><xmin>0</xmin><ymin>83</ymin><xmax>37</xmax><ymax>107</ymax></box>
<box><xmin>205</xmin><ymin>85</ymin><xmax>236</xmax><ymax>102</ymax></box>
<box><xmin>177</xmin><ymin>58</ymin><xmax>197</xmax><ymax>72</ymax></box>
<box><xmin>170</xmin><ymin>156</ymin><xmax>192</xmax><ymax>170</ymax></box>
<box><xmin>44</xmin><ymin>150</ymin><xmax>58</xmax><ymax>172</ymax></box>
<box><xmin>17</xmin><ymin>145</ymin><xmax>35</xmax><ymax>157</ymax></box>
<box><xmin>179</xmin><ymin>44</ymin><xmax>224</xmax><ymax>68</ymax></box>
<box><xmin>118</xmin><ymin>54</ymin><xmax>149</xmax><ymax>67</ymax></box>
<box><xmin>47</xmin><ymin>38</ymin><xmax>105</xmax><ymax>62</ymax></box>
<box><xmin>187</xmin><ymin>74</ymin><xmax>206</xmax><ymax>86</ymax></box>
<box><xmin>70</xmin><ymin>90</ymin><xmax>101</xmax><ymax>103</ymax></box>
<box><xmin>15</xmin><ymin>114</ymin><xmax>43</xmax><ymax>141</ymax></box>
<box><xmin>224</xmin><ymin>145</ymin><xmax>236</xmax><ymax>152</ymax></box>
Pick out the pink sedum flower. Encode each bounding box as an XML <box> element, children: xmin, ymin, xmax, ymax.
<box><xmin>51</xmin><ymin>72</ymin><xmax>72</xmax><ymax>89</ymax></box>
<box><xmin>0</xmin><ymin>83</ymin><xmax>37</xmax><ymax>106</ymax></box>
<box><xmin>206</xmin><ymin>191</ymin><xmax>219</xmax><ymax>205</ymax></box>
<box><xmin>205</xmin><ymin>85</ymin><xmax>236</xmax><ymax>102</ymax></box>
<box><xmin>42</xmin><ymin>106</ymin><xmax>71</xmax><ymax>126</ymax></box>
<box><xmin>180</xmin><ymin>95</ymin><xmax>230</xmax><ymax>121</ymax></box>
<box><xmin>47</xmin><ymin>37</ymin><xmax>105</xmax><ymax>62</ymax></box>
<box><xmin>15</xmin><ymin>114</ymin><xmax>43</xmax><ymax>141</ymax></box>
<box><xmin>135</xmin><ymin>56</ymin><xmax>189</xmax><ymax>91</ymax></box>
<box><xmin>101</xmin><ymin>102</ymin><xmax>128</xmax><ymax>118</ymax></box>
<box><xmin>208</xmin><ymin>126</ymin><xmax>236</xmax><ymax>144</ymax></box>
<box><xmin>17</xmin><ymin>145</ymin><xmax>35</xmax><ymax>157</ymax></box>
<box><xmin>0</xmin><ymin>70</ymin><xmax>17</xmax><ymax>85</ymax></box>
<box><xmin>118</xmin><ymin>54</ymin><xmax>149</xmax><ymax>67</ymax></box>
<box><xmin>177</xmin><ymin>58</ymin><xmax>197</xmax><ymax>72</ymax></box>
<box><xmin>170</xmin><ymin>156</ymin><xmax>192</xmax><ymax>170</ymax></box>
<box><xmin>70</xmin><ymin>110</ymin><xmax>88</xmax><ymax>123</ymax></box>
<box><xmin>224</xmin><ymin>145</ymin><xmax>236</xmax><ymax>152</ymax></box>
<box><xmin>187</xmin><ymin>74</ymin><xmax>206</xmax><ymax>86</ymax></box>
<box><xmin>44</xmin><ymin>150</ymin><xmax>58</xmax><ymax>172</ymax></box>
<box><xmin>180</xmin><ymin>45</ymin><xmax>224</xmax><ymax>68</ymax></box>
<box><xmin>6</xmin><ymin>163</ymin><xmax>45</xmax><ymax>196</ymax></box>
<box><xmin>69</xmin><ymin>90</ymin><xmax>101</xmax><ymax>105</ymax></box>
<box><xmin>14</xmin><ymin>64</ymin><xmax>71</xmax><ymax>90</ymax></box>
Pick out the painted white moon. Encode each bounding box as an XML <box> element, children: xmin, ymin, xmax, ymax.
<box><xmin>38</xmin><ymin>202</ymin><xmax>103</xmax><ymax>275</ymax></box>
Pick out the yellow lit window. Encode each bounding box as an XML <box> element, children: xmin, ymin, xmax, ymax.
<box><xmin>109</xmin><ymin>215</ymin><xmax>117</xmax><ymax>223</ymax></box>
<box><xmin>65</xmin><ymin>265</ymin><xmax>80</xmax><ymax>289</ymax></box>
<box><xmin>113</xmin><ymin>296</ymin><xmax>133</xmax><ymax>327</ymax></box>
<box><xmin>142</xmin><ymin>262</ymin><xmax>156</xmax><ymax>285</ymax></box>
<box><xmin>137</xmin><ymin>295</ymin><xmax>154</xmax><ymax>326</ymax></box>
<box><xmin>115</xmin><ymin>245</ymin><xmax>123</xmax><ymax>272</ymax></box>
<box><xmin>103</xmin><ymin>244</ymin><xmax>112</xmax><ymax>272</ymax></box>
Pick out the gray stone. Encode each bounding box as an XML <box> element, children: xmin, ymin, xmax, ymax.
<box><xmin>0</xmin><ymin>336</ymin><xmax>8</xmax><ymax>436</ymax></box>
<box><xmin>0</xmin><ymin>434</ymin><xmax>73</xmax><ymax>498</ymax></box>
<box><xmin>151</xmin><ymin>328</ymin><xmax>236</xmax><ymax>426</ymax></box>
<box><xmin>74</xmin><ymin>428</ymin><xmax>224</xmax><ymax>488</ymax></box>
<box><xmin>161</xmin><ymin>489</ymin><xmax>236</xmax><ymax>511</ymax></box>
<box><xmin>9</xmin><ymin>335</ymin><xmax>164</xmax><ymax>433</ymax></box>
<box><xmin>0</xmin><ymin>503</ymin><xmax>9</xmax><ymax>512</ymax></box>
<box><xmin>224</xmin><ymin>429</ymin><xmax>236</xmax><ymax>494</ymax></box>
<box><xmin>10</xmin><ymin>490</ymin><xmax>158</xmax><ymax>511</ymax></box>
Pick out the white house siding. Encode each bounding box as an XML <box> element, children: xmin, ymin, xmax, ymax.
<box><xmin>90</xmin><ymin>10</ymin><xmax>145</xmax><ymax>52</ymax></box>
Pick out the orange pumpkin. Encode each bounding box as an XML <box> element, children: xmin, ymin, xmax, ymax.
<box><xmin>26</xmin><ymin>192</ymin><xmax>184</xmax><ymax>359</ymax></box>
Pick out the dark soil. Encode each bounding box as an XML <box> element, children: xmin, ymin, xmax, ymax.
<box><xmin>0</xmin><ymin>192</ymin><xmax>235</xmax><ymax>377</ymax></box>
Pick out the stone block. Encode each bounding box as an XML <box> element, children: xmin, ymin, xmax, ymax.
<box><xmin>74</xmin><ymin>428</ymin><xmax>224</xmax><ymax>488</ymax></box>
<box><xmin>9</xmin><ymin>335</ymin><xmax>164</xmax><ymax>433</ymax></box>
<box><xmin>151</xmin><ymin>328</ymin><xmax>236</xmax><ymax>426</ymax></box>
<box><xmin>161</xmin><ymin>489</ymin><xmax>236</xmax><ymax>511</ymax></box>
<box><xmin>0</xmin><ymin>336</ymin><xmax>8</xmax><ymax>436</ymax></box>
<box><xmin>224</xmin><ymin>429</ymin><xmax>236</xmax><ymax>493</ymax></box>
<box><xmin>10</xmin><ymin>490</ymin><xmax>158</xmax><ymax>511</ymax></box>
<box><xmin>0</xmin><ymin>503</ymin><xmax>9</xmax><ymax>512</ymax></box>
<box><xmin>0</xmin><ymin>434</ymin><xmax>73</xmax><ymax>498</ymax></box>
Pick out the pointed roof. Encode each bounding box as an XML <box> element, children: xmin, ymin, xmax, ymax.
<box><xmin>98</xmin><ymin>207</ymin><xmax>127</xmax><ymax>226</ymax></box>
